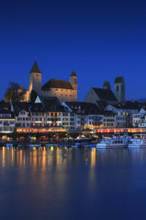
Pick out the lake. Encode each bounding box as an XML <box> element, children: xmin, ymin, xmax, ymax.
<box><xmin>0</xmin><ymin>147</ymin><xmax>146</xmax><ymax>220</ymax></box>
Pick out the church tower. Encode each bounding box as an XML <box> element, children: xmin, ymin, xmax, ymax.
<box><xmin>114</xmin><ymin>76</ymin><xmax>125</xmax><ymax>102</ymax></box>
<box><xmin>29</xmin><ymin>61</ymin><xmax>42</xmax><ymax>94</ymax></box>
<box><xmin>103</xmin><ymin>81</ymin><xmax>111</xmax><ymax>90</ymax></box>
<box><xmin>70</xmin><ymin>71</ymin><xmax>77</xmax><ymax>101</ymax></box>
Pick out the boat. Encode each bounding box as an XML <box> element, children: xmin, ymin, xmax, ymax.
<box><xmin>5</xmin><ymin>143</ymin><xmax>13</xmax><ymax>148</ymax></box>
<box><xmin>128</xmin><ymin>134</ymin><xmax>146</xmax><ymax>148</ymax></box>
<box><xmin>96</xmin><ymin>134</ymin><xmax>130</xmax><ymax>149</ymax></box>
<box><xmin>72</xmin><ymin>138</ymin><xmax>95</xmax><ymax>148</ymax></box>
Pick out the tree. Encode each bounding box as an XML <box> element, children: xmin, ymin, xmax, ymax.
<box><xmin>4</xmin><ymin>82</ymin><xmax>26</xmax><ymax>102</ymax></box>
<box><xmin>0</xmin><ymin>100</ymin><xmax>5</xmax><ymax>104</ymax></box>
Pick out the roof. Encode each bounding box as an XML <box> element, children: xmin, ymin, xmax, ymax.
<box><xmin>42</xmin><ymin>79</ymin><xmax>73</xmax><ymax>91</ymax></box>
<box><xmin>114</xmin><ymin>76</ymin><xmax>124</xmax><ymax>84</ymax></box>
<box><xmin>40</xmin><ymin>96</ymin><xmax>65</xmax><ymax>112</ymax></box>
<box><xmin>113</xmin><ymin>101</ymin><xmax>146</xmax><ymax>111</ymax></box>
<box><xmin>102</xmin><ymin>110</ymin><xmax>116</xmax><ymax>116</ymax></box>
<box><xmin>28</xmin><ymin>103</ymin><xmax>46</xmax><ymax>113</ymax></box>
<box><xmin>65</xmin><ymin>102</ymin><xmax>100</xmax><ymax>115</ymax></box>
<box><xmin>12</xmin><ymin>102</ymin><xmax>30</xmax><ymax>116</ymax></box>
<box><xmin>0</xmin><ymin>103</ymin><xmax>12</xmax><ymax>114</ymax></box>
<box><xmin>96</xmin><ymin>101</ymin><xmax>108</xmax><ymax>111</ymax></box>
<box><xmin>30</xmin><ymin>61</ymin><xmax>41</xmax><ymax>73</ymax></box>
<box><xmin>70</xmin><ymin>71</ymin><xmax>77</xmax><ymax>77</ymax></box>
<box><xmin>92</xmin><ymin>88</ymin><xmax>117</xmax><ymax>102</ymax></box>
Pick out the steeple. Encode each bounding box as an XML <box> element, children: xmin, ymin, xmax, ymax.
<box><xmin>70</xmin><ymin>70</ymin><xmax>77</xmax><ymax>77</ymax></box>
<box><xmin>103</xmin><ymin>81</ymin><xmax>111</xmax><ymax>90</ymax></box>
<box><xmin>30</xmin><ymin>61</ymin><xmax>41</xmax><ymax>73</ymax></box>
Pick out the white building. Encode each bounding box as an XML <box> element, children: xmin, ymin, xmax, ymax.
<box><xmin>133</xmin><ymin>108</ymin><xmax>146</xmax><ymax>127</ymax></box>
<box><xmin>0</xmin><ymin>104</ymin><xmax>15</xmax><ymax>134</ymax></box>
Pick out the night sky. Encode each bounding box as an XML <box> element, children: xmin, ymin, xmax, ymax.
<box><xmin>0</xmin><ymin>0</ymin><xmax>146</xmax><ymax>101</ymax></box>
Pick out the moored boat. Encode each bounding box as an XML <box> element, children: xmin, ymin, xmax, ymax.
<box><xmin>128</xmin><ymin>134</ymin><xmax>146</xmax><ymax>148</ymax></box>
<box><xmin>72</xmin><ymin>138</ymin><xmax>96</xmax><ymax>148</ymax></box>
<box><xmin>96</xmin><ymin>134</ymin><xmax>130</xmax><ymax>149</ymax></box>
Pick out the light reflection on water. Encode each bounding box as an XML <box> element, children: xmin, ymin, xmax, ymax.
<box><xmin>0</xmin><ymin>147</ymin><xmax>146</xmax><ymax>220</ymax></box>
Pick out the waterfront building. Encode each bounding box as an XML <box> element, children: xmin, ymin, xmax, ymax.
<box><xmin>106</xmin><ymin>101</ymin><xmax>139</xmax><ymax>128</ymax></box>
<box><xmin>29</xmin><ymin>103</ymin><xmax>47</xmax><ymax>128</ymax></box>
<box><xmin>132</xmin><ymin>107</ymin><xmax>146</xmax><ymax>127</ymax></box>
<box><xmin>0</xmin><ymin>103</ymin><xmax>15</xmax><ymax>134</ymax></box>
<box><xmin>102</xmin><ymin>111</ymin><xmax>116</xmax><ymax>128</ymax></box>
<box><xmin>12</xmin><ymin>102</ymin><xmax>31</xmax><ymax>128</ymax></box>
<box><xmin>63</xmin><ymin>102</ymin><xmax>102</xmax><ymax>130</ymax></box>
<box><xmin>137</xmin><ymin>115</ymin><xmax>146</xmax><ymax>128</ymax></box>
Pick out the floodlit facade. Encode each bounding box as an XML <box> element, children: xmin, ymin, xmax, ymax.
<box><xmin>26</xmin><ymin>61</ymin><xmax>77</xmax><ymax>102</ymax></box>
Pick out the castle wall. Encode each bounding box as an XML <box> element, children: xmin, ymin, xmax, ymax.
<box><xmin>41</xmin><ymin>88</ymin><xmax>77</xmax><ymax>102</ymax></box>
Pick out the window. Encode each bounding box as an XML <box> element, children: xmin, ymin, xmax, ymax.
<box><xmin>63</xmin><ymin>113</ymin><xmax>68</xmax><ymax>116</ymax></box>
<box><xmin>116</xmin><ymin>86</ymin><xmax>119</xmax><ymax>92</ymax></box>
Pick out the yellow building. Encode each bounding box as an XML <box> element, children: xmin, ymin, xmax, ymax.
<box><xmin>25</xmin><ymin>61</ymin><xmax>77</xmax><ymax>102</ymax></box>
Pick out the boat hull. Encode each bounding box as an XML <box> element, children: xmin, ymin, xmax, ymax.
<box><xmin>128</xmin><ymin>144</ymin><xmax>146</xmax><ymax>148</ymax></box>
<box><xmin>96</xmin><ymin>143</ymin><xmax>128</xmax><ymax>149</ymax></box>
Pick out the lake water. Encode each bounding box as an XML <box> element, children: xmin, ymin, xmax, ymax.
<box><xmin>0</xmin><ymin>147</ymin><xmax>146</xmax><ymax>220</ymax></box>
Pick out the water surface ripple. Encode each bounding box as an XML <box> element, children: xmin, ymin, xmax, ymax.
<box><xmin>0</xmin><ymin>147</ymin><xmax>146</xmax><ymax>220</ymax></box>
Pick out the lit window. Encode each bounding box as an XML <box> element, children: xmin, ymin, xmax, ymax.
<box><xmin>118</xmin><ymin>112</ymin><xmax>121</xmax><ymax>115</ymax></box>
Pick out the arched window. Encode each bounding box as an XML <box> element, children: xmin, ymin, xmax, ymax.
<box><xmin>116</xmin><ymin>85</ymin><xmax>119</xmax><ymax>92</ymax></box>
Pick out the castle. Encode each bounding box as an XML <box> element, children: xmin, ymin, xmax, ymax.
<box><xmin>25</xmin><ymin>61</ymin><xmax>77</xmax><ymax>102</ymax></box>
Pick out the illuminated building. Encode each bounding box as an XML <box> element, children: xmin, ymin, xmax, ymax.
<box><xmin>0</xmin><ymin>103</ymin><xmax>15</xmax><ymax>133</ymax></box>
<box><xmin>25</xmin><ymin>61</ymin><xmax>77</xmax><ymax>102</ymax></box>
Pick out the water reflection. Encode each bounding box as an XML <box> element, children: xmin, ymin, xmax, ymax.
<box><xmin>1</xmin><ymin>147</ymin><xmax>146</xmax><ymax>220</ymax></box>
<box><xmin>1</xmin><ymin>147</ymin><xmax>146</xmax><ymax>169</ymax></box>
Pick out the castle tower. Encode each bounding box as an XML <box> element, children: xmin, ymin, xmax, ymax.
<box><xmin>29</xmin><ymin>61</ymin><xmax>42</xmax><ymax>94</ymax></box>
<box><xmin>103</xmin><ymin>81</ymin><xmax>111</xmax><ymax>90</ymax></box>
<box><xmin>114</xmin><ymin>76</ymin><xmax>125</xmax><ymax>102</ymax></box>
<box><xmin>70</xmin><ymin>71</ymin><xmax>77</xmax><ymax>101</ymax></box>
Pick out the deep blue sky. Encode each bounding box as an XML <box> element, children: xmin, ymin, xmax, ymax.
<box><xmin>0</xmin><ymin>0</ymin><xmax>146</xmax><ymax>101</ymax></box>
